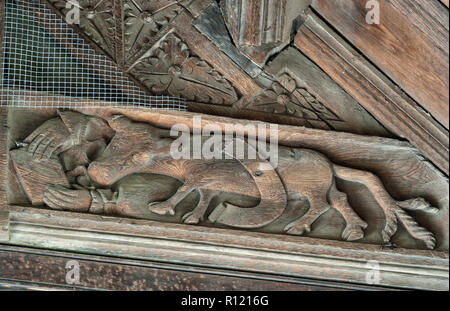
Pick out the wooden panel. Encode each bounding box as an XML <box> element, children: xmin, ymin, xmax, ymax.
<box><xmin>387</xmin><ymin>0</ymin><xmax>449</xmax><ymax>55</ymax></box>
<box><xmin>294</xmin><ymin>10</ymin><xmax>449</xmax><ymax>175</ymax></box>
<box><xmin>312</xmin><ymin>0</ymin><xmax>449</xmax><ymax>129</ymax></box>
<box><xmin>265</xmin><ymin>47</ymin><xmax>390</xmax><ymax>136</ymax></box>
<box><xmin>82</xmin><ymin>107</ymin><xmax>450</xmax><ymax>250</ymax></box>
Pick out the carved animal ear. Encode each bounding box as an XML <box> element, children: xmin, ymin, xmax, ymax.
<box><xmin>58</xmin><ymin>110</ymin><xmax>89</xmax><ymax>141</ymax></box>
<box><xmin>85</xmin><ymin>117</ymin><xmax>115</xmax><ymax>142</ymax></box>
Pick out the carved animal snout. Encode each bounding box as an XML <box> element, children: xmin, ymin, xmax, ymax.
<box><xmin>88</xmin><ymin>162</ymin><xmax>116</xmax><ymax>187</ymax></box>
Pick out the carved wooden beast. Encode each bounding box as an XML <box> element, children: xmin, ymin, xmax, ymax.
<box><xmin>10</xmin><ymin>111</ymin><xmax>438</xmax><ymax>249</ymax></box>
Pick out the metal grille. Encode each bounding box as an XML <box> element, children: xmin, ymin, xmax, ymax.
<box><xmin>0</xmin><ymin>0</ymin><xmax>186</xmax><ymax>110</ymax></box>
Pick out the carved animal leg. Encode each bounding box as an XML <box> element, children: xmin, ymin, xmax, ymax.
<box><xmin>328</xmin><ymin>181</ymin><xmax>368</xmax><ymax>241</ymax></box>
<box><xmin>149</xmin><ymin>184</ymin><xmax>194</xmax><ymax>216</ymax></box>
<box><xmin>183</xmin><ymin>189</ymin><xmax>218</xmax><ymax>224</ymax></box>
<box><xmin>284</xmin><ymin>195</ymin><xmax>331</xmax><ymax>235</ymax></box>
<box><xmin>334</xmin><ymin>165</ymin><xmax>439</xmax><ymax>249</ymax></box>
<box><xmin>333</xmin><ymin>165</ymin><xmax>398</xmax><ymax>243</ymax></box>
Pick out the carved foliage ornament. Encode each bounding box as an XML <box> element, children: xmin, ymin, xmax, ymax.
<box><xmin>48</xmin><ymin>0</ymin><xmax>116</xmax><ymax>58</ymax></box>
<box><xmin>123</xmin><ymin>0</ymin><xmax>183</xmax><ymax>64</ymax></box>
<box><xmin>130</xmin><ymin>33</ymin><xmax>239</xmax><ymax>105</ymax></box>
<box><xmin>246</xmin><ymin>73</ymin><xmax>341</xmax><ymax>126</ymax></box>
<box><xmin>9</xmin><ymin>111</ymin><xmax>439</xmax><ymax>250</ymax></box>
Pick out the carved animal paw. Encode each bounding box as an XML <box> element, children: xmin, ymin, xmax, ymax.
<box><xmin>43</xmin><ymin>184</ymin><xmax>91</xmax><ymax>212</ymax></box>
<box><xmin>342</xmin><ymin>224</ymin><xmax>366</xmax><ymax>241</ymax></box>
<box><xmin>148</xmin><ymin>201</ymin><xmax>175</xmax><ymax>216</ymax></box>
<box><xmin>284</xmin><ymin>219</ymin><xmax>312</xmax><ymax>236</ymax></box>
<box><xmin>394</xmin><ymin>198</ymin><xmax>438</xmax><ymax>250</ymax></box>
<box><xmin>182</xmin><ymin>212</ymin><xmax>200</xmax><ymax>224</ymax></box>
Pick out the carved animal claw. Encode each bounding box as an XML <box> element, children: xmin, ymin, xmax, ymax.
<box><xmin>284</xmin><ymin>221</ymin><xmax>311</xmax><ymax>235</ymax></box>
<box><xmin>148</xmin><ymin>201</ymin><xmax>175</xmax><ymax>216</ymax></box>
<box><xmin>342</xmin><ymin>224</ymin><xmax>365</xmax><ymax>241</ymax></box>
<box><xmin>182</xmin><ymin>212</ymin><xmax>200</xmax><ymax>224</ymax></box>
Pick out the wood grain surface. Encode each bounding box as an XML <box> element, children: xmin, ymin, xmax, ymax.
<box><xmin>312</xmin><ymin>0</ymin><xmax>449</xmax><ymax>129</ymax></box>
<box><xmin>294</xmin><ymin>10</ymin><xmax>449</xmax><ymax>174</ymax></box>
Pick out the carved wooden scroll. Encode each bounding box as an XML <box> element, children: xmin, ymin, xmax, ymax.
<box><xmin>6</xmin><ymin>108</ymin><xmax>445</xmax><ymax>251</ymax></box>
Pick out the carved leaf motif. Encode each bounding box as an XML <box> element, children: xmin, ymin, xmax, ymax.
<box><xmin>246</xmin><ymin>74</ymin><xmax>341</xmax><ymax>125</ymax></box>
<box><xmin>123</xmin><ymin>0</ymin><xmax>183</xmax><ymax>63</ymax></box>
<box><xmin>48</xmin><ymin>0</ymin><xmax>116</xmax><ymax>58</ymax></box>
<box><xmin>133</xmin><ymin>34</ymin><xmax>239</xmax><ymax>105</ymax></box>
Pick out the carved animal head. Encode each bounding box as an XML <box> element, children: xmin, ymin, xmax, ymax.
<box><xmin>87</xmin><ymin>115</ymin><xmax>158</xmax><ymax>186</ymax></box>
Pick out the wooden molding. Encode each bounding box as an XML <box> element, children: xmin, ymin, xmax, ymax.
<box><xmin>0</xmin><ymin>211</ymin><xmax>8</xmax><ymax>242</ymax></box>
<box><xmin>1</xmin><ymin>205</ymin><xmax>448</xmax><ymax>290</ymax></box>
<box><xmin>294</xmin><ymin>10</ymin><xmax>449</xmax><ymax>175</ymax></box>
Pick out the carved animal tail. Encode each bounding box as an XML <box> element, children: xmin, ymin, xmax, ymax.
<box><xmin>208</xmin><ymin>138</ymin><xmax>287</xmax><ymax>229</ymax></box>
<box><xmin>332</xmin><ymin>165</ymin><xmax>398</xmax><ymax>243</ymax></box>
<box><xmin>208</xmin><ymin>159</ymin><xmax>288</xmax><ymax>228</ymax></box>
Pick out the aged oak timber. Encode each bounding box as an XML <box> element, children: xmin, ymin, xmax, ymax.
<box><xmin>294</xmin><ymin>10</ymin><xmax>449</xmax><ymax>175</ymax></box>
<box><xmin>311</xmin><ymin>0</ymin><xmax>449</xmax><ymax>129</ymax></box>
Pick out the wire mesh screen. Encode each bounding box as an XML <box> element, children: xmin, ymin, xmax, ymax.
<box><xmin>0</xmin><ymin>0</ymin><xmax>186</xmax><ymax>110</ymax></box>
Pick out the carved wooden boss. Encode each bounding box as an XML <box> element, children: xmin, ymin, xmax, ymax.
<box><xmin>9</xmin><ymin>110</ymin><xmax>439</xmax><ymax>249</ymax></box>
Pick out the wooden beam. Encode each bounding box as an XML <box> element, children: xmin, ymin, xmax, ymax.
<box><xmin>312</xmin><ymin>0</ymin><xmax>449</xmax><ymax>129</ymax></box>
<box><xmin>294</xmin><ymin>10</ymin><xmax>449</xmax><ymax>174</ymax></box>
<box><xmin>0</xmin><ymin>245</ymin><xmax>350</xmax><ymax>291</ymax></box>
<box><xmin>1</xmin><ymin>205</ymin><xmax>448</xmax><ymax>290</ymax></box>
